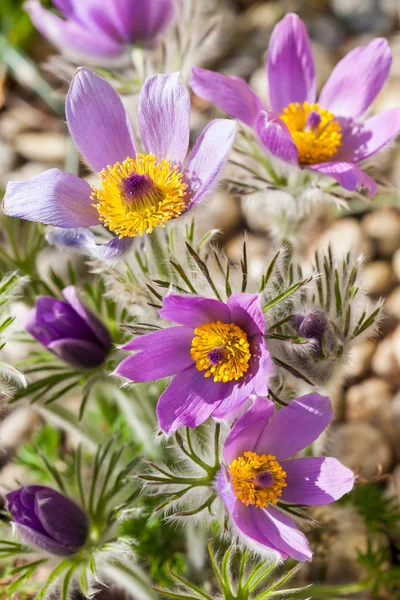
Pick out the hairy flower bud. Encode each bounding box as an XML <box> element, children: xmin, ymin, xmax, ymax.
<box><xmin>291</xmin><ymin>310</ymin><xmax>332</xmax><ymax>355</ymax></box>
<box><xmin>24</xmin><ymin>286</ymin><xmax>112</xmax><ymax>369</ymax></box>
<box><xmin>6</xmin><ymin>486</ymin><xmax>89</xmax><ymax>556</ymax></box>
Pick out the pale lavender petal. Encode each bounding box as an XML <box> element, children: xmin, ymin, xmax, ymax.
<box><xmin>52</xmin><ymin>0</ymin><xmax>74</xmax><ymax>17</ymax></box>
<box><xmin>159</xmin><ymin>295</ymin><xmax>231</xmax><ymax>328</ymax></box>
<box><xmin>156</xmin><ymin>365</ymin><xmax>231</xmax><ymax>432</ymax></box>
<box><xmin>267</xmin><ymin>13</ymin><xmax>316</xmax><ymax>113</ymax></box>
<box><xmin>227</xmin><ymin>293</ymin><xmax>265</xmax><ymax>337</ymax></box>
<box><xmin>3</xmin><ymin>170</ymin><xmax>98</xmax><ymax>227</ymax></box>
<box><xmin>319</xmin><ymin>38</ymin><xmax>392</xmax><ymax>119</ymax></box>
<box><xmin>13</xmin><ymin>523</ymin><xmax>76</xmax><ymax>556</ymax></box>
<box><xmin>255</xmin><ymin>393</ymin><xmax>333</xmax><ymax>460</ymax></box>
<box><xmin>116</xmin><ymin>327</ymin><xmax>194</xmax><ymax>381</ymax></box>
<box><xmin>66</xmin><ymin>68</ymin><xmax>136</xmax><ymax>173</ymax></box>
<box><xmin>309</xmin><ymin>161</ymin><xmax>377</xmax><ymax>195</ymax></box>
<box><xmin>252</xmin><ymin>346</ymin><xmax>274</xmax><ymax>396</ymax></box>
<box><xmin>231</xmin><ymin>502</ymin><xmax>313</xmax><ymax>561</ymax></box>
<box><xmin>191</xmin><ymin>67</ymin><xmax>265</xmax><ymax>128</ymax></box>
<box><xmin>46</xmin><ymin>228</ymin><xmax>134</xmax><ymax>263</ymax></box>
<box><xmin>256</xmin><ymin>111</ymin><xmax>298</xmax><ymax>164</ymax></box>
<box><xmin>25</xmin><ymin>1</ymin><xmax>124</xmax><ymax>58</ymax></box>
<box><xmin>216</xmin><ymin>466</ymin><xmax>236</xmax><ymax>513</ymax></box>
<box><xmin>184</xmin><ymin>119</ymin><xmax>237</xmax><ymax>210</ymax></box>
<box><xmin>224</xmin><ymin>396</ymin><xmax>275</xmax><ymax>465</ymax></box>
<box><xmin>34</xmin><ymin>489</ymin><xmax>88</xmax><ymax>548</ymax></box>
<box><xmin>108</xmin><ymin>0</ymin><xmax>174</xmax><ymax>43</ymax></box>
<box><xmin>138</xmin><ymin>73</ymin><xmax>190</xmax><ymax>164</ymax></box>
<box><xmin>61</xmin><ymin>286</ymin><xmax>111</xmax><ymax>347</ymax></box>
<box><xmin>48</xmin><ymin>339</ymin><xmax>108</xmax><ymax>368</ymax></box>
<box><xmin>280</xmin><ymin>457</ymin><xmax>355</xmax><ymax>505</ymax></box>
<box><xmin>336</xmin><ymin>108</ymin><xmax>400</xmax><ymax>163</ymax></box>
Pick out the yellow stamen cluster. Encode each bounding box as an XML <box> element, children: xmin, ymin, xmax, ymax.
<box><xmin>229</xmin><ymin>451</ymin><xmax>287</xmax><ymax>508</ymax></box>
<box><xmin>190</xmin><ymin>321</ymin><xmax>251</xmax><ymax>382</ymax></box>
<box><xmin>280</xmin><ymin>102</ymin><xmax>342</xmax><ymax>165</ymax></box>
<box><xmin>91</xmin><ymin>153</ymin><xmax>187</xmax><ymax>237</ymax></box>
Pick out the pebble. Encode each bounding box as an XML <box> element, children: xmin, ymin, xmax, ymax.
<box><xmin>361</xmin><ymin>209</ymin><xmax>400</xmax><ymax>258</ymax></box>
<box><xmin>393</xmin><ymin>249</ymin><xmax>400</xmax><ymax>281</ymax></box>
<box><xmin>346</xmin><ymin>377</ymin><xmax>392</xmax><ymax>422</ymax></box>
<box><xmin>362</xmin><ymin>260</ymin><xmax>393</xmax><ymax>296</ymax></box>
<box><xmin>195</xmin><ymin>190</ymin><xmax>242</xmax><ymax>238</ymax></box>
<box><xmin>318</xmin><ymin>217</ymin><xmax>374</xmax><ymax>258</ymax></box>
<box><xmin>384</xmin><ymin>286</ymin><xmax>400</xmax><ymax>321</ymax></box>
<box><xmin>224</xmin><ymin>234</ymin><xmax>271</xmax><ymax>278</ymax></box>
<box><xmin>13</xmin><ymin>132</ymin><xmax>67</xmax><ymax>164</ymax></box>
<box><xmin>328</xmin><ymin>422</ymin><xmax>392</xmax><ymax>477</ymax></box>
<box><xmin>371</xmin><ymin>335</ymin><xmax>400</xmax><ymax>383</ymax></box>
<box><xmin>346</xmin><ymin>339</ymin><xmax>377</xmax><ymax>380</ymax></box>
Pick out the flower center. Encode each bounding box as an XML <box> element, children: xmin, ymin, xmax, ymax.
<box><xmin>190</xmin><ymin>321</ymin><xmax>251</xmax><ymax>383</ymax></box>
<box><xmin>91</xmin><ymin>153</ymin><xmax>187</xmax><ymax>237</ymax></box>
<box><xmin>280</xmin><ymin>102</ymin><xmax>342</xmax><ymax>165</ymax></box>
<box><xmin>229</xmin><ymin>451</ymin><xmax>287</xmax><ymax>508</ymax></box>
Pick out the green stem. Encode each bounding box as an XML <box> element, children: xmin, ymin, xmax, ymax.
<box><xmin>148</xmin><ymin>229</ymin><xmax>169</xmax><ymax>279</ymax></box>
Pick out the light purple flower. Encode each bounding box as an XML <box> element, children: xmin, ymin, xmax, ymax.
<box><xmin>25</xmin><ymin>286</ymin><xmax>112</xmax><ymax>369</ymax></box>
<box><xmin>6</xmin><ymin>485</ymin><xmax>89</xmax><ymax>556</ymax></box>
<box><xmin>25</xmin><ymin>0</ymin><xmax>175</xmax><ymax>61</ymax></box>
<box><xmin>217</xmin><ymin>394</ymin><xmax>354</xmax><ymax>561</ymax></box>
<box><xmin>191</xmin><ymin>13</ymin><xmax>400</xmax><ymax>195</ymax></box>
<box><xmin>116</xmin><ymin>293</ymin><xmax>274</xmax><ymax>433</ymax></box>
<box><xmin>3</xmin><ymin>69</ymin><xmax>236</xmax><ymax>261</ymax></box>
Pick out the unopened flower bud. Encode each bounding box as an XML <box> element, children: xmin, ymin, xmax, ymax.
<box><xmin>6</xmin><ymin>486</ymin><xmax>89</xmax><ymax>556</ymax></box>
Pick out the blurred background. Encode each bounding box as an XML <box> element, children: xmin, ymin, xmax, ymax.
<box><xmin>1</xmin><ymin>0</ymin><xmax>400</xmax><ymax>598</ymax></box>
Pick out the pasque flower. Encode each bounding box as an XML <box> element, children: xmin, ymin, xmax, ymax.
<box><xmin>216</xmin><ymin>394</ymin><xmax>354</xmax><ymax>561</ymax></box>
<box><xmin>25</xmin><ymin>0</ymin><xmax>175</xmax><ymax>61</ymax></box>
<box><xmin>191</xmin><ymin>13</ymin><xmax>400</xmax><ymax>195</ymax></box>
<box><xmin>116</xmin><ymin>293</ymin><xmax>274</xmax><ymax>433</ymax></box>
<box><xmin>6</xmin><ymin>486</ymin><xmax>89</xmax><ymax>556</ymax></box>
<box><xmin>25</xmin><ymin>286</ymin><xmax>112</xmax><ymax>369</ymax></box>
<box><xmin>3</xmin><ymin>69</ymin><xmax>236</xmax><ymax>261</ymax></box>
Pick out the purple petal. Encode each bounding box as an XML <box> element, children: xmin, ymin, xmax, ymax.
<box><xmin>116</xmin><ymin>326</ymin><xmax>194</xmax><ymax>381</ymax></box>
<box><xmin>138</xmin><ymin>73</ymin><xmax>190</xmax><ymax>165</ymax></box>
<box><xmin>232</xmin><ymin>502</ymin><xmax>312</xmax><ymax>561</ymax></box>
<box><xmin>156</xmin><ymin>365</ymin><xmax>231</xmax><ymax>432</ymax></box>
<box><xmin>190</xmin><ymin>67</ymin><xmax>265</xmax><ymax>128</ymax></box>
<box><xmin>256</xmin><ymin>111</ymin><xmax>299</xmax><ymax>164</ymax></box>
<box><xmin>108</xmin><ymin>0</ymin><xmax>174</xmax><ymax>43</ymax></box>
<box><xmin>184</xmin><ymin>119</ymin><xmax>237</xmax><ymax>211</ymax></box>
<box><xmin>46</xmin><ymin>228</ymin><xmax>134</xmax><ymax>263</ymax></box>
<box><xmin>211</xmin><ymin>377</ymin><xmax>256</xmax><ymax>420</ymax></box>
<box><xmin>318</xmin><ymin>38</ymin><xmax>392</xmax><ymax>120</ymax></box>
<box><xmin>227</xmin><ymin>293</ymin><xmax>265</xmax><ymax>337</ymax></box>
<box><xmin>7</xmin><ymin>488</ymin><xmax>47</xmax><ymax>536</ymax></box>
<box><xmin>224</xmin><ymin>396</ymin><xmax>275</xmax><ymax>465</ymax></box>
<box><xmin>13</xmin><ymin>523</ymin><xmax>77</xmax><ymax>556</ymax></box>
<box><xmin>216</xmin><ymin>466</ymin><xmax>237</xmax><ymax>513</ymax></box>
<box><xmin>159</xmin><ymin>295</ymin><xmax>231</xmax><ymax>328</ymax></box>
<box><xmin>280</xmin><ymin>457</ymin><xmax>355</xmax><ymax>505</ymax></box>
<box><xmin>255</xmin><ymin>393</ymin><xmax>333</xmax><ymax>460</ymax></box>
<box><xmin>52</xmin><ymin>0</ymin><xmax>74</xmax><ymax>17</ymax></box>
<box><xmin>252</xmin><ymin>345</ymin><xmax>274</xmax><ymax>396</ymax></box>
<box><xmin>267</xmin><ymin>13</ymin><xmax>316</xmax><ymax>113</ymax></box>
<box><xmin>309</xmin><ymin>161</ymin><xmax>377</xmax><ymax>195</ymax></box>
<box><xmin>62</xmin><ymin>286</ymin><xmax>111</xmax><ymax>348</ymax></box>
<box><xmin>25</xmin><ymin>1</ymin><xmax>124</xmax><ymax>58</ymax></box>
<box><xmin>66</xmin><ymin>68</ymin><xmax>136</xmax><ymax>173</ymax></box>
<box><xmin>336</xmin><ymin>108</ymin><xmax>400</xmax><ymax>163</ymax></box>
<box><xmin>3</xmin><ymin>169</ymin><xmax>98</xmax><ymax>227</ymax></box>
<box><xmin>34</xmin><ymin>488</ymin><xmax>88</xmax><ymax>549</ymax></box>
<box><xmin>48</xmin><ymin>338</ymin><xmax>108</xmax><ymax>368</ymax></box>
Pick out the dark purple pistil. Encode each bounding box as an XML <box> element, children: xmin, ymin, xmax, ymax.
<box><xmin>208</xmin><ymin>348</ymin><xmax>224</xmax><ymax>365</ymax></box>
<box><xmin>255</xmin><ymin>471</ymin><xmax>274</xmax><ymax>488</ymax></box>
<box><xmin>306</xmin><ymin>111</ymin><xmax>321</xmax><ymax>130</ymax></box>
<box><xmin>122</xmin><ymin>173</ymin><xmax>154</xmax><ymax>202</ymax></box>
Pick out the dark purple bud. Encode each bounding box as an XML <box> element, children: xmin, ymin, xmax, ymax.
<box><xmin>291</xmin><ymin>310</ymin><xmax>328</xmax><ymax>353</ymax></box>
<box><xmin>6</xmin><ymin>486</ymin><xmax>89</xmax><ymax>556</ymax></box>
<box><xmin>24</xmin><ymin>286</ymin><xmax>112</xmax><ymax>369</ymax></box>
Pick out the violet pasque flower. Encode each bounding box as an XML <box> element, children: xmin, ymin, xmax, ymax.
<box><xmin>116</xmin><ymin>293</ymin><xmax>274</xmax><ymax>433</ymax></box>
<box><xmin>25</xmin><ymin>0</ymin><xmax>174</xmax><ymax>61</ymax></box>
<box><xmin>217</xmin><ymin>394</ymin><xmax>354</xmax><ymax>561</ymax></box>
<box><xmin>3</xmin><ymin>69</ymin><xmax>236</xmax><ymax>261</ymax></box>
<box><xmin>25</xmin><ymin>286</ymin><xmax>112</xmax><ymax>369</ymax></box>
<box><xmin>191</xmin><ymin>13</ymin><xmax>400</xmax><ymax>195</ymax></box>
<box><xmin>6</xmin><ymin>486</ymin><xmax>89</xmax><ymax>556</ymax></box>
